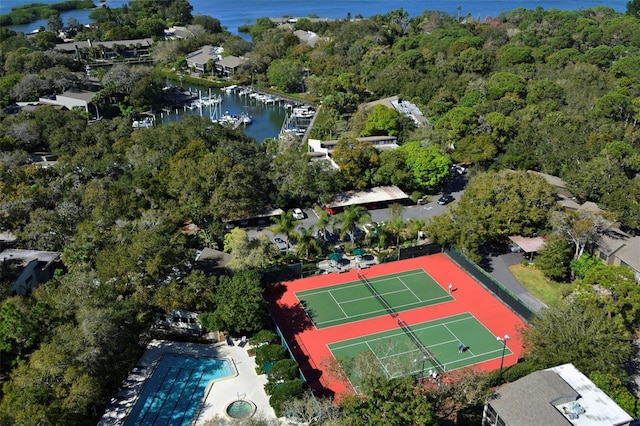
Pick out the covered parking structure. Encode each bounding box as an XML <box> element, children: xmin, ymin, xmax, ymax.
<box><xmin>508</xmin><ymin>235</ymin><xmax>546</xmax><ymax>261</ymax></box>
<box><xmin>324</xmin><ymin>186</ymin><xmax>410</xmax><ymax>214</ymax></box>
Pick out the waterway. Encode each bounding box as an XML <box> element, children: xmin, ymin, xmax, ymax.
<box><xmin>159</xmin><ymin>84</ymin><xmax>287</xmax><ymax>143</ymax></box>
<box><xmin>3</xmin><ymin>0</ymin><xmax>628</xmax><ymax>35</ymax></box>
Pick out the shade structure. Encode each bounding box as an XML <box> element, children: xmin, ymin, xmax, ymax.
<box><xmin>352</xmin><ymin>248</ymin><xmax>366</xmax><ymax>256</ymax></box>
<box><xmin>328</xmin><ymin>252</ymin><xmax>343</xmax><ymax>261</ymax></box>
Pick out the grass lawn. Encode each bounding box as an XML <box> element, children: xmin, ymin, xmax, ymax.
<box><xmin>509</xmin><ymin>264</ymin><xmax>567</xmax><ymax>306</ymax></box>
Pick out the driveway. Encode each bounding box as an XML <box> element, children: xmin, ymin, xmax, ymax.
<box><xmin>482</xmin><ymin>251</ymin><xmax>547</xmax><ymax>313</ymax></box>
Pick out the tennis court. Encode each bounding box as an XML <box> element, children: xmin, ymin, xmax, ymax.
<box><xmin>328</xmin><ymin>312</ymin><xmax>512</xmax><ymax>390</ymax></box>
<box><xmin>296</xmin><ymin>269</ymin><xmax>452</xmax><ymax>328</ymax></box>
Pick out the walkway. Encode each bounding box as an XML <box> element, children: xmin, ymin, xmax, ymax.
<box><xmin>98</xmin><ymin>340</ymin><xmax>277</xmax><ymax>425</ymax></box>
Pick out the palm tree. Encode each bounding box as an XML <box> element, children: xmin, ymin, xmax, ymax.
<box><xmin>292</xmin><ymin>226</ymin><xmax>319</xmax><ymax>260</ymax></box>
<box><xmin>405</xmin><ymin>217</ymin><xmax>426</xmax><ymax>241</ymax></box>
<box><xmin>267</xmin><ymin>210</ymin><xmax>296</xmax><ymax>249</ymax></box>
<box><xmin>313</xmin><ymin>206</ymin><xmax>332</xmax><ymax>242</ymax></box>
<box><xmin>335</xmin><ymin>205</ymin><xmax>372</xmax><ymax>242</ymax></box>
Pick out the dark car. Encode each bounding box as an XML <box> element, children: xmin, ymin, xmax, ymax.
<box><xmin>438</xmin><ymin>194</ymin><xmax>455</xmax><ymax>205</ymax></box>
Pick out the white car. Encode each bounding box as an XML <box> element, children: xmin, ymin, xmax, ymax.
<box><xmin>292</xmin><ymin>208</ymin><xmax>305</xmax><ymax>220</ymax></box>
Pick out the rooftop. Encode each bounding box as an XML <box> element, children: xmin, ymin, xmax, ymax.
<box><xmin>327</xmin><ymin>186</ymin><xmax>410</xmax><ymax>208</ymax></box>
<box><xmin>488</xmin><ymin>363</ymin><xmax>634</xmax><ymax>426</ymax></box>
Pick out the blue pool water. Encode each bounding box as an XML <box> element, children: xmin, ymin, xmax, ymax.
<box><xmin>125</xmin><ymin>354</ymin><xmax>235</xmax><ymax>426</ymax></box>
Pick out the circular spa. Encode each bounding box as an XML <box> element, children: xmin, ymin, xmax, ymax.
<box><xmin>225</xmin><ymin>399</ymin><xmax>256</xmax><ymax>420</ymax></box>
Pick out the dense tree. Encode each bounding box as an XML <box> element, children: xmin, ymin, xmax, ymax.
<box><xmin>202</xmin><ymin>270</ymin><xmax>267</xmax><ymax>335</ymax></box>
<box><xmin>267</xmin><ymin>58</ymin><xmax>304</xmax><ymax>92</ymax></box>
<box><xmin>223</xmin><ymin>228</ymin><xmax>276</xmax><ymax>271</ymax></box>
<box><xmin>340</xmin><ymin>375</ymin><xmax>434</xmax><ymax>425</ymax></box>
<box><xmin>572</xmin><ymin>264</ymin><xmax>640</xmax><ymax>330</ymax></box>
<box><xmin>331</xmin><ymin>137</ymin><xmax>380</xmax><ymax>189</ymax></box>
<box><xmin>521</xmin><ymin>299</ymin><xmax>633</xmax><ymax>377</ymax></box>
<box><xmin>550</xmin><ymin>210</ymin><xmax>609</xmax><ymax>260</ymax></box>
<box><xmin>398</xmin><ymin>142</ymin><xmax>451</xmax><ymax>190</ymax></box>
<box><xmin>534</xmin><ymin>234</ymin><xmax>573</xmax><ymax>281</ymax></box>
<box><xmin>426</xmin><ymin>170</ymin><xmax>557</xmax><ymax>261</ymax></box>
<box><xmin>361</xmin><ymin>104</ymin><xmax>404</xmax><ymax>137</ymax></box>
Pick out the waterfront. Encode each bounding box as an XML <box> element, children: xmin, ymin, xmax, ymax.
<box><xmin>159</xmin><ymin>84</ymin><xmax>287</xmax><ymax>143</ymax></box>
<box><xmin>3</xmin><ymin>0</ymin><xmax>628</xmax><ymax>35</ymax></box>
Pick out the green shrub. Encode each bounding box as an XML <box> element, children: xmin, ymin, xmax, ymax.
<box><xmin>269</xmin><ymin>379</ymin><xmax>305</xmax><ymax>416</ymax></box>
<box><xmin>255</xmin><ymin>344</ymin><xmax>286</xmax><ymax>371</ymax></box>
<box><xmin>500</xmin><ymin>360</ymin><xmax>536</xmax><ymax>384</ymax></box>
<box><xmin>265</xmin><ymin>359</ymin><xmax>299</xmax><ymax>394</ymax></box>
<box><xmin>251</xmin><ymin>329</ymin><xmax>277</xmax><ymax>347</ymax></box>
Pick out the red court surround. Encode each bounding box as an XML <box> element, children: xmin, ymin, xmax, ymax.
<box><xmin>266</xmin><ymin>253</ymin><xmax>527</xmax><ymax>397</ymax></box>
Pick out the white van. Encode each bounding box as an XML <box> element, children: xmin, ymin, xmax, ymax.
<box><xmin>293</xmin><ymin>208</ymin><xmax>305</xmax><ymax>220</ymax></box>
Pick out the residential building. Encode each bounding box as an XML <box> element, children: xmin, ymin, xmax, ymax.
<box><xmin>186</xmin><ymin>45</ymin><xmax>223</xmax><ymax>73</ymax></box>
<box><xmin>38</xmin><ymin>89</ymin><xmax>99</xmax><ymax>118</ymax></box>
<box><xmin>324</xmin><ymin>186</ymin><xmax>410</xmax><ymax>214</ymax></box>
<box><xmin>363</xmin><ymin>95</ymin><xmax>429</xmax><ymax>127</ymax></box>
<box><xmin>293</xmin><ymin>29</ymin><xmax>319</xmax><ymax>47</ymax></box>
<box><xmin>482</xmin><ymin>363</ymin><xmax>634</xmax><ymax>426</ymax></box>
<box><xmin>594</xmin><ymin>228</ymin><xmax>640</xmax><ymax>281</ymax></box>
<box><xmin>530</xmin><ymin>171</ymin><xmax>640</xmax><ymax>281</ymax></box>
<box><xmin>307</xmin><ymin>135</ymin><xmax>398</xmax><ymax>167</ymax></box>
<box><xmin>1</xmin><ymin>249</ymin><xmax>62</xmax><ymax>296</ymax></box>
<box><xmin>54</xmin><ymin>38</ymin><xmax>153</xmax><ymax>62</ymax></box>
<box><xmin>214</xmin><ymin>55</ymin><xmax>248</xmax><ymax>77</ymax></box>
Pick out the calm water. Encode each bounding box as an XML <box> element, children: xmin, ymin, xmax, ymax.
<box><xmin>124</xmin><ymin>354</ymin><xmax>234</xmax><ymax>426</ymax></box>
<box><xmin>2</xmin><ymin>0</ymin><xmax>627</xmax><ymax>141</ymax></box>
<box><xmin>2</xmin><ymin>0</ymin><xmax>628</xmax><ymax>34</ymax></box>
<box><xmin>159</xmin><ymin>84</ymin><xmax>288</xmax><ymax>143</ymax></box>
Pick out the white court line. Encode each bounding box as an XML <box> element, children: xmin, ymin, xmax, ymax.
<box><xmin>328</xmin><ymin>290</ymin><xmax>349</xmax><ymax>318</ymax></box>
<box><xmin>366</xmin><ymin>341</ymin><xmax>393</xmax><ymax>378</ymax></box>
<box><xmin>397</xmin><ymin>277</ymin><xmax>422</xmax><ymax>303</ymax></box>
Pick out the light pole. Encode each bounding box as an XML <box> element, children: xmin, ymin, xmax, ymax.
<box><xmin>496</xmin><ymin>334</ymin><xmax>510</xmax><ymax>385</ymax></box>
<box><xmin>414</xmin><ymin>355</ymin><xmax>427</xmax><ymax>380</ymax></box>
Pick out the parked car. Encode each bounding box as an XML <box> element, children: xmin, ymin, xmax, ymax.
<box><xmin>416</xmin><ymin>196</ymin><xmax>429</xmax><ymax>205</ymax></box>
<box><xmin>240</xmin><ymin>219</ymin><xmax>249</xmax><ymax>227</ymax></box>
<box><xmin>363</xmin><ymin>222</ymin><xmax>378</xmax><ymax>236</ymax></box>
<box><xmin>321</xmin><ymin>230</ymin><xmax>338</xmax><ymax>244</ymax></box>
<box><xmin>273</xmin><ymin>237</ymin><xmax>287</xmax><ymax>251</ymax></box>
<box><xmin>450</xmin><ymin>164</ymin><xmax>467</xmax><ymax>175</ymax></box>
<box><xmin>224</xmin><ymin>222</ymin><xmax>236</xmax><ymax>230</ymax></box>
<box><xmin>292</xmin><ymin>208</ymin><xmax>305</xmax><ymax>220</ymax></box>
<box><xmin>438</xmin><ymin>194</ymin><xmax>455</xmax><ymax>205</ymax></box>
<box><xmin>509</xmin><ymin>244</ymin><xmax>523</xmax><ymax>253</ymax></box>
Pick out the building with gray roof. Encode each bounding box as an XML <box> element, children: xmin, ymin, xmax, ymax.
<box><xmin>483</xmin><ymin>363</ymin><xmax>634</xmax><ymax>426</ymax></box>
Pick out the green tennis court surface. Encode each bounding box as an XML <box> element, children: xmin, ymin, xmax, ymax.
<box><xmin>328</xmin><ymin>313</ymin><xmax>512</xmax><ymax>391</ymax></box>
<box><xmin>296</xmin><ymin>269</ymin><xmax>452</xmax><ymax>328</ymax></box>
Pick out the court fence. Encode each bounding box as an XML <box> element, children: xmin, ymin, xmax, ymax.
<box><xmin>443</xmin><ymin>247</ymin><xmax>535</xmax><ymax>321</ymax></box>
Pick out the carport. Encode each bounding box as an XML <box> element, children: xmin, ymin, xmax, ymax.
<box><xmin>508</xmin><ymin>236</ymin><xmax>546</xmax><ymax>261</ymax></box>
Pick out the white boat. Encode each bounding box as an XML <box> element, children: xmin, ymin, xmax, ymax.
<box><xmin>132</xmin><ymin>117</ymin><xmax>154</xmax><ymax>129</ymax></box>
<box><xmin>291</xmin><ymin>106</ymin><xmax>315</xmax><ymax>118</ymax></box>
<box><xmin>222</xmin><ymin>85</ymin><xmax>239</xmax><ymax>93</ymax></box>
<box><xmin>239</xmin><ymin>112</ymin><xmax>252</xmax><ymax>125</ymax></box>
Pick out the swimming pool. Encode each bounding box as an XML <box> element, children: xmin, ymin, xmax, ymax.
<box><xmin>124</xmin><ymin>354</ymin><xmax>236</xmax><ymax>426</ymax></box>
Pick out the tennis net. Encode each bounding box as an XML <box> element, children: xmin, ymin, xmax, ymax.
<box><xmin>397</xmin><ymin>318</ymin><xmax>444</xmax><ymax>372</ymax></box>
<box><xmin>357</xmin><ymin>271</ymin><xmax>397</xmax><ymax>317</ymax></box>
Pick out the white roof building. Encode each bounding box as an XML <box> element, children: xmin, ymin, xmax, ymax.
<box><xmin>483</xmin><ymin>363</ymin><xmax>634</xmax><ymax>426</ymax></box>
<box><xmin>363</xmin><ymin>95</ymin><xmax>429</xmax><ymax>127</ymax></box>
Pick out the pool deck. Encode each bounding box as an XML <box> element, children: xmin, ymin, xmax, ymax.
<box><xmin>98</xmin><ymin>339</ymin><xmax>277</xmax><ymax>425</ymax></box>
